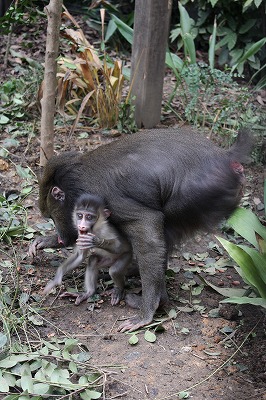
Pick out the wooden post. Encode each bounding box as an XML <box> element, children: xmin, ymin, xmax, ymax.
<box><xmin>131</xmin><ymin>0</ymin><xmax>172</xmax><ymax>128</ymax></box>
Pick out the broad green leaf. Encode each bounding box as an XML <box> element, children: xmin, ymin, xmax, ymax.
<box><xmin>239</xmin><ymin>245</ymin><xmax>266</xmax><ymax>283</ymax></box>
<box><xmin>21</xmin><ymin>364</ymin><xmax>34</xmax><ymax>393</ymax></box>
<box><xmin>80</xmin><ymin>389</ymin><xmax>102</xmax><ymax>400</ymax></box>
<box><xmin>3</xmin><ymin>372</ymin><xmax>16</xmax><ymax>388</ymax></box>
<box><xmin>77</xmin><ymin>351</ymin><xmax>91</xmax><ymax>363</ymax></box>
<box><xmin>41</xmin><ymin>341</ymin><xmax>59</xmax><ymax>351</ymax></box>
<box><xmin>69</xmin><ymin>361</ymin><xmax>78</xmax><ymax>374</ymax></box>
<box><xmin>168</xmin><ymin>309</ymin><xmax>177</xmax><ymax>319</ymax></box>
<box><xmin>228</xmin><ymin>208</ymin><xmax>266</xmax><ymax>247</ymax></box>
<box><xmin>208</xmin><ymin>18</ymin><xmax>217</xmax><ymax>71</ymax></box>
<box><xmin>144</xmin><ymin>330</ymin><xmax>157</xmax><ymax>343</ymax></box>
<box><xmin>243</xmin><ymin>0</ymin><xmax>254</xmax><ymax>11</ymax></box>
<box><xmin>227</xmin><ymin>32</ymin><xmax>237</xmax><ymax>51</ymax></box>
<box><xmin>217</xmin><ymin>237</ymin><xmax>266</xmax><ymax>298</ymax></box>
<box><xmin>165</xmin><ymin>49</ymin><xmax>184</xmax><ymax>73</ymax></box>
<box><xmin>79</xmin><ymin>376</ymin><xmax>88</xmax><ymax>385</ymax></box>
<box><xmin>32</xmin><ymin>383</ymin><xmax>50</xmax><ymax>395</ymax></box>
<box><xmin>64</xmin><ymin>338</ymin><xmax>78</xmax><ymax>351</ymax></box>
<box><xmin>0</xmin><ymin>376</ymin><xmax>9</xmax><ymax>392</ymax></box>
<box><xmin>105</xmin><ymin>19</ymin><xmax>117</xmax><ymax>42</ymax></box>
<box><xmin>232</xmin><ymin>38</ymin><xmax>266</xmax><ymax>71</ymax></box>
<box><xmin>0</xmin><ymin>115</ymin><xmax>10</xmax><ymax>124</ymax></box>
<box><xmin>128</xmin><ymin>334</ymin><xmax>139</xmax><ymax>345</ymax></box>
<box><xmin>220</xmin><ymin>297</ymin><xmax>266</xmax><ymax>308</ymax></box>
<box><xmin>209</xmin><ymin>0</ymin><xmax>219</xmax><ymax>6</ymax></box>
<box><xmin>0</xmin><ymin>355</ymin><xmax>29</xmax><ymax>368</ymax></box>
<box><xmin>239</xmin><ymin>19</ymin><xmax>256</xmax><ymax>34</ymax></box>
<box><xmin>179</xmin><ymin>2</ymin><xmax>192</xmax><ymax>35</ymax></box>
<box><xmin>28</xmin><ymin>313</ymin><xmax>43</xmax><ymax>326</ymax></box>
<box><xmin>0</xmin><ymin>333</ymin><xmax>8</xmax><ymax>348</ymax></box>
<box><xmin>110</xmin><ymin>14</ymin><xmax>133</xmax><ymax>45</ymax></box>
<box><xmin>183</xmin><ymin>33</ymin><xmax>196</xmax><ymax>64</ymax></box>
<box><xmin>29</xmin><ymin>360</ymin><xmax>42</xmax><ymax>372</ymax></box>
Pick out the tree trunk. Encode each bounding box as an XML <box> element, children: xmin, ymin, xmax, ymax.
<box><xmin>131</xmin><ymin>0</ymin><xmax>172</xmax><ymax>128</ymax></box>
<box><xmin>40</xmin><ymin>0</ymin><xmax>63</xmax><ymax>166</ymax></box>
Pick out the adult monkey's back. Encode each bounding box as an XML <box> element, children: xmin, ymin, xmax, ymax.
<box><xmin>31</xmin><ymin>128</ymin><xmax>253</xmax><ymax>332</ymax></box>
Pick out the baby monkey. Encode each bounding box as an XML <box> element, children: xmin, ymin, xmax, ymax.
<box><xmin>43</xmin><ymin>193</ymin><xmax>132</xmax><ymax>305</ymax></box>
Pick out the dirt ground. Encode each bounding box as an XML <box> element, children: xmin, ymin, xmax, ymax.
<box><xmin>0</xmin><ymin>11</ymin><xmax>266</xmax><ymax>400</ymax></box>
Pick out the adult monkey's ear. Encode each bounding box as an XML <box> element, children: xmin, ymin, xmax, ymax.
<box><xmin>51</xmin><ymin>186</ymin><xmax>65</xmax><ymax>202</ymax></box>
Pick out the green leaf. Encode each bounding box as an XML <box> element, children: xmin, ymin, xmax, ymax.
<box><xmin>168</xmin><ymin>308</ymin><xmax>177</xmax><ymax>319</ymax></box>
<box><xmin>208</xmin><ymin>18</ymin><xmax>217</xmax><ymax>71</ymax></box>
<box><xmin>77</xmin><ymin>351</ymin><xmax>91</xmax><ymax>363</ymax></box>
<box><xmin>179</xmin><ymin>2</ymin><xmax>192</xmax><ymax>35</ymax></box>
<box><xmin>28</xmin><ymin>313</ymin><xmax>43</xmax><ymax>326</ymax></box>
<box><xmin>165</xmin><ymin>49</ymin><xmax>184</xmax><ymax>73</ymax></box>
<box><xmin>183</xmin><ymin>33</ymin><xmax>196</xmax><ymax>63</ymax></box>
<box><xmin>0</xmin><ymin>115</ymin><xmax>10</xmax><ymax>124</ymax></box>
<box><xmin>0</xmin><ymin>333</ymin><xmax>8</xmax><ymax>348</ymax></box>
<box><xmin>209</xmin><ymin>0</ymin><xmax>219</xmax><ymax>6</ymax></box>
<box><xmin>243</xmin><ymin>0</ymin><xmax>254</xmax><ymax>11</ymax></box>
<box><xmin>239</xmin><ymin>244</ymin><xmax>266</xmax><ymax>283</ymax></box>
<box><xmin>0</xmin><ymin>375</ymin><xmax>9</xmax><ymax>392</ymax></box>
<box><xmin>227</xmin><ymin>32</ymin><xmax>237</xmax><ymax>51</ymax></box>
<box><xmin>228</xmin><ymin>208</ymin><xmax>266</xmax><ymax>248</ymax></box>
<box><xmin>69</xmin><ymin>361</ymin><xmax>78</xmax><ymax>374</ymax></box>
<box><xmin>21</xmin><ymin>364</ymin><xmax>34</xmax><ymax>393</ymax></box>
<box><xmin>64</xmin><ymin>338</ymin><xmax>78</xmax><ymax>351</ymax></box>
<box><xmin>32</xmin><ymin>383</ymin><xmax>50</xmax><ymax>395</ymax></box>
<box><xmin>3</xmin><ymin>372</ymin><xmax>16</xmax><ymax>388</ymax></box>
<box><xmin>144</xmin><ymin>330</ymin><xmax>157</xmax><ymax>343</ymax></box>
<box><xmin>220</xmin><ymin>297</ymin><xmax>266</xmax><ymax>308</ymax></box>
<box><xmin>41</xmin><ymin>340</ymin><xmax>59</xmax><ymax>351</ymax></box>
<box><xmin>239</xmin><ymin>19</ymin><xmax>256</xmax><ymax>34</ymax></box>
<box><xmin>129</xmin><ymin>334</ymin><xmax>139</xmax><ymax>345</ymax></box>
<box><xmin>0</xmin><ymin>355</ymin><xmax>29</xmax><ymax>368</ymax></box>
<box><xmin>232</xmin><ymin>38</ymin><xmax>266</xmax><ymax>71</ymax></box>
<box><xmin>178</xmin><ymin>391</ymin><xmax>190</xmax><ymax>398</ymax></box>
<box><xmin>217</xmin><ymin>237</ymin><xmax>266</xmax><ymax>298</ymax></box>
<box><xmin>79</xmin><ymin>376</ymin><xmax>88</xmax><ymax>385</ymax></box>
<box><xmin>110</xmin><ymin>14</ymin><xmax>133</xmax><ymax>45</ymax></box>
<box><xmin>105</xmin><ymin>19</ymin><xmax>117</xmax><ymax>42</ymax></box>
<box><xmin>80</xmin><ymin>389</ymin><xmax>102</xmax><ymax>400</ymax></box>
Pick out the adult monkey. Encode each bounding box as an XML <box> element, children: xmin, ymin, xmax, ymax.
<box><xmin>30</xmin><ymin>128</ymin><xmax>252</xmax><ymax>332</ymax></box>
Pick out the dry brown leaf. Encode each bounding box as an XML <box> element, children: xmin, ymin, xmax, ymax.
<box><xmin>0</xmin><ymin>159</ymin><xmax>9</xmax><ymax>171</ymax></box>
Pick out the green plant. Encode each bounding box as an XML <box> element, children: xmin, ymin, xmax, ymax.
<box><xmin>216</xmin><ymin>186</ymin><xmax>266</xmax><ymax>307</ymax></box>
<box><xmin>0</xmin><ymin>66</ymin><xmax>42</xmax><ymax>135</ymax></box>
<box><xmin>0</xmin><ymin>193</ymin><xmax>28</xmax><ymax>243</ymax></box>
<box><xmin>171</xmin><ymin>0</ymin><xmax>266</xmax><ymax>78</ymax></box>
<box><xmin>0</xmin><ymin>0</ymin><xmax>43</xmax><ymax>34</ymax></box>
<box><xmin>166</xmin><ymin>62</ymin><xmax>257</xmax><ymax>136</ymax></box>
<box><xmin>0</xmin><ymin>334</ymin><xmax>104</xmax><ymax>398</ymax></box>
